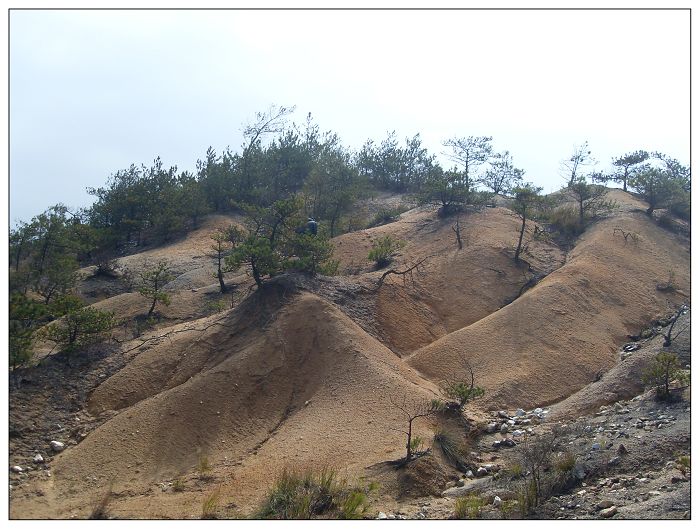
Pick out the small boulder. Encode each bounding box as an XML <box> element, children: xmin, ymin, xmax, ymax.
<box><xmin>600</xmin><ymin>506</ymin><xmax>618</xmax><ymax>518</ymax></box>
<box><xmin>515</xmin><ymin>408</ymin><xmax>526</xmax><ymax>417</ymax></box>
<box><xmin>377</xmin><ymin>512</ymin><xmax>387</xmax><ymax>520</ymax></box>
<box><xmin>486</xmin><ymin>422</ymin><xmax>498</xmax><ymax>433</ymax></box>
<box><xmin>50</xmin><ymin>441</ymin><xmax>65</xmax><ymax>453</ymax></box>
<box><xmin>591</xmin><ymin>443</ymin><xmax>601</xmax><ymax>451</ymax></box>
<box><xmin>498</xmin><ymin>410</ymin><xmax>509</xmax><ymax>419</ymax></box>
<box><xmin>617</xmin><ymin>444</ymin><xmax>628</xmax><ymax>455</ymax></box>
<box><xmin>596</xmin><ymin>500</ymin><xmax>614</xmax><ymax>510</ymax></box>
<box><xmin>500</xmin><ymin>423</ymin><xmax>509</xmax><ymax>434</ymax></box>
<box><xmin>11</xmin><ymin>466</ymin><xmax>23</xmax><ymax>473</ymax></box>
<box><xmin>476</xmin><ymin>467</ymin><xmax>488</xmax><ymax>477</ymax></box>
<box><xmin>608</xmin><ymin>456</ymin><xmax>621</xmax><ymax>466</ymax></box>
<box><xmin>33</xmin><ymin>454</ymin><xmax>44</xmax><ymax>464</ymax></box>
<box><xmin>493</xmin><ymin>496</ymin><xmax>502</xmax><ymax>507</ymax></box>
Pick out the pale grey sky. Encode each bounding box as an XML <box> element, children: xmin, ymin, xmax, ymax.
<box><xmin>9</xmin><ymin>9</ymin><xmax>690</xmax><ymax>224</ymax></box>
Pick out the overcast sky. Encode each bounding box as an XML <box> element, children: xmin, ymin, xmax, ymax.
<box><xmin>9</xmin><ymin>9</ymin><xmax>690</xmax><ymax>224</ymax></box>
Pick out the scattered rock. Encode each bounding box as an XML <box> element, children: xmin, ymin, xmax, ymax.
<box><xmin>608</xmin><ymin>457</ymin><xmax>621</xmax><ymax>466</ymax></box>
<box><xmin>493</xmin><ymin>496</ymin><xmax>502</xmax><ymax>507</ymax></box>
<box><xmin>596</xmin><ymin>500</ymin><xmax>614</xmax><ymax>510</ymax></box>
<box><xmin>617</xmin><ymin>444</ymin><xmax>628</xmax><ymax>455</ymax></box>
<box><xmin>377</xmin><ymin>512</ymin><xmax>387</xmax><ymax>520</ymax></box>
<box><xmin>591</xmin><ymin>443</ymin><xmax>601</xmax><ymax>451</ymax></box>
<box><xmin>476</xmin><ymin>466</ymin><xmax>488</xmax><ymax>477</ymax></box>
<box><xmin>32</xmin><ymin>454</ymin><xmax>44</xmax><ymax>464</ymax></box>
<box><xmin>442</xmin><ymin>477</ymin><xmax>493</xmax><ymax>498</ymax></box>
<box><xmin>49</xmin><ymin>441</ymin><xmax>65</xmax><ymax>453</ymax></box>
<box><xmin>486</xmin><ymin>423</ymin><xmax>498</xmax><ymax>433</ymax></box>
<box><xmin>515</xmin><ymin>408</ymin><xmax>526</xmax><ymax>417</ymax></box>
<box><xmin>600</xmin><ymin>506</ymin><xmax>618</xmax><ymax>518</ymax></box>
<box><xmin>11</xmin><ymin>466</ymin><xmax>23</xmax><ymax>473</ymax></box>
<box><xmin>500</xmin><ymin>423</ymin><xmax>508</xmax><ymax>434</ymax></box>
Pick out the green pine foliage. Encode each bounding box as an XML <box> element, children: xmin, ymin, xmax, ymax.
<box><xmin>367</xmin><ymin>235</ymin><xmax>406</xmax><ymax>268</ymax></box>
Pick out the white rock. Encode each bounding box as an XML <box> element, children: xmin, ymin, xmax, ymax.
<box><xmin>50</xmin><ymin>441</ymin><xmax>65</xmax><ymax>452</ymax></box>
<box><xmin>515</xmin><ymin>408</ymin><xmax>526</xmax><ymax>417</ymax></box>
<box><xmin>465</xmin><ymin>470</ymin><xmax>474</xmax><ymax>478</ymax></box>
<box><xmin>377</xmin><ymin>512</ymin><xmax>387</xmax><ymax>520</ymax></box>
<box><xmin>486</xmin><ymin>422</ymin><xmax>498</xmax><ymax>433</ymax></box>
<box><xmin>493</xmin><ymin>496</ymin><xmax>502</xmax><ymax>507</ymax></box>
<box><xmin>512</xmin><ymin>429</ymin><xmax>524</xmax><ymax>437</ymax></box>
<box><xmin>500</xmin><ymin>423</ymin><xmax>509</xmax><ymax>434</ymax></box>
<box><xmin>33</xmin><ymin>454</ymin><xmax>44</xmax><ymax>464</ymax></box>
<box><xmin>534</xmin><ymin>408</ymin><xmax>543</xmax><ymax>414</ymax></box>
<box><xmin>11</xmin><ymin>466</ymin><xmax>23</xmax><ymax>473</ymax></box>
<box><xmin>476</xmin><ymin>466</ymin><xmax>488</xmax><ymax>477</ymax></box>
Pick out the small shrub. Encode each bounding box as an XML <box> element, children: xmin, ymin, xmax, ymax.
<box><xmin>454</xmin><ymin>495</ymin><xmax>484</xmax><ymax>519</ymax></box>
<box><xmin>256</xmin><ymin>467</ymin><xmax>374</xmax><ymax>520</ymax></box>
<box><xmin>172</xmin><ymin>477</ymin><xmax>185</xmax><ymax>492</ymax></box>
<box><xmin>340</xmin><ymin>490</ymin><xmax>368</xmax><ymax>519</ymax></box>
<box><xmin>367</xmin><ymin>206</ymin><xmax>409</xmax><ymax>228</ymax></box>
<box><xmin>547</xmin><ymin>206</ymin><xmax>583</xmax><ymax>240</ymax></box>
<box><xmin>517</xmin><ymin>480</ymin><xmax>538</xmax><ymax>517</ymax></box>
<box><xmin>205</xmin><ymin>299</ymin><xmax>227</xmax><ymax>314</ymax></box>
<box><xmin>201</xmin><ymin>488</ymin><xmax>221</xmax><ymax>519</ymax></box>
<box><xmin>442</xmin><ymin>380</ymin><xmax>485</xmax><ymax>411</ymax></box>
<box><xmin>198</xmin><ymin>454</ymin><xmax>212</xmax><ymax>478</ymax></box>
<box><xmin>554</xmin><ymin>451</ymin><xmax>577</xmax><ymax>473</ymax></box>
<box><xmin>410</xmin><ymin>435</ymin><xmax>424</xmax><ymax>454</ymax></box>
<box><xmin>676</xmin><ymin>455</ymin><xmax>690</xmax><ymax>476</ymax></box>
<box><xmin>499</xmin><ymin>499</ymin><xmax>520</xmax><ymax>520</ymax></box>
<box><xmin>367</xmin><ymin>235</ymin><xmax>406</xmax><ymax>268</ymax></box>
<box><xmin>642</xmin><ymin>351</ymin><xmax>690</xmax><ymax>400</ymax></box>
<box><xmin>503</xmin><ymin>462</ymin><xmax>524</xmax><ymax>480</ymax></box>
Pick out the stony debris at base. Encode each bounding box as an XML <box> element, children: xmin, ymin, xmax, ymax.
<box><xmin>50</xmin><ymin>440</ymin><xmax>65</xmax><ymax>452</ymax></box>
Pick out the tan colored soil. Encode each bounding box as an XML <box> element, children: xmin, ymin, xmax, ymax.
<box><xmin>9</xmin><ymin>189</ymin><xmax>690</xmax><ymax>519</ymax></box>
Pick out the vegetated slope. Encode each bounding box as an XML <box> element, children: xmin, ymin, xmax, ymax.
<box><xmin>407</xmin><ymin>203</ymin><xmax>689</xmax><ymax>410</ymax></box>
<box><xmin>333</xmin><ymin>206</ymin><xmax>565</xmax><ymax>354</ymax></box>
<box><xmin>35</xmin><ymin>286</ymin><xmax>439</xmax><ymax>518</ymax></box>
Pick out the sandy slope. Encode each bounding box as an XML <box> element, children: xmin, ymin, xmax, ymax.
<box><xmin>407</xmin><ymin>208</ymin><xmax>689</xmax><ymax>410</ymax></box>
<box><xmin>334</xmin><ymin>206</ymin><xmax>565</xmax><ymax>354</ymax></box>
<box><xmin>15</xmin><ymin>286</ymin><xmax>439</xmax><ymax>518</ymax></box>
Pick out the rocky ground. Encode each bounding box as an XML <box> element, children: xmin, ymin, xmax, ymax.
<box><xmin>370</xmin><ymin>391</ymin><xmax>690</xmax><ymax>520</ymax></box>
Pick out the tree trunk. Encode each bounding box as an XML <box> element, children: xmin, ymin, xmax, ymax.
<box><xmin>218</xmin><ymin>269</ymin><xmax>227</xmax><ymax>293</ymax></box>
<box><xmin>147</xmin><ymin>298</ymin><xmax>157</xmax><ymax>318</ymax></box>
<box><xmin>515</xmin><ymin>215</ymin><xmax>527</xmax><ymax>262</ymax></box>
<box><xmin>251</xmin><ymin>260</ymin><xmax>263</xmax><ymax>288</ymax></box>
<box><xmin>406</xmin><ymin>419</ymin><xmax>413</xmax><ymax>463</ymax></box>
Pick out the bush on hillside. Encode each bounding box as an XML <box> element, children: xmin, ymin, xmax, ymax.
<box><xmin>256</xmin><ymin>467</ymin><xmax>375</xmax><ymax>520</ymax></box>
<box><xmin>367</xmin><ymin>235</ymin><xmax>406</xmax><ymax>268</ymax></box>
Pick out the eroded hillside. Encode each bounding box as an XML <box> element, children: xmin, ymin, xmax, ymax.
<box><xmin>8</xmin><ymin>189</ymin><xmax>690</xmax><ymax>519</ymax></box>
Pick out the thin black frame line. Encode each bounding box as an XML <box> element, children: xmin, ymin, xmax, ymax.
<box><xmin>5</xmin><ymin>6</ymin><xmax>694</xmax><ymax>11</ymax></box>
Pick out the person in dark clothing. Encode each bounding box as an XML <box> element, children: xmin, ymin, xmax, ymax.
<box><xmin>307</xmin><ymin>218</ymin><xmax>318</xmax><ymax>235</ymax></box>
